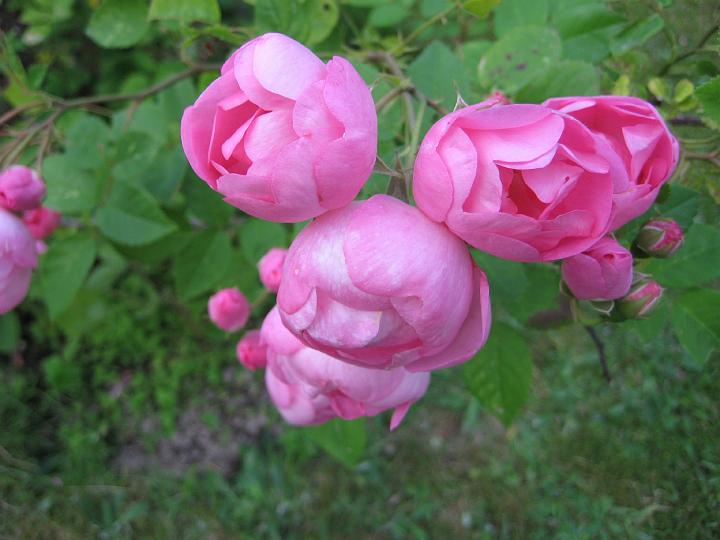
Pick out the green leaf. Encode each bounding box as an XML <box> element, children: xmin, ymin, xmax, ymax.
<box><xmin>173</xmin><ymin>231</ymin><xmax>233</xmax><ymax>300</ymax></box>
<box><xmin>367</xmin><ymin>4</ymin><xmax>410</xmax><ymax>27</ymax></box>
<box><xmin>655</xmin><ymin>185</ymin><xmax>700</xmax><ymax>230</ymax></box>
<box><xmin>64</xmin><ymin>114</ymin><xmax>112</xmax><ymax>170</ymax></box>
<box><xmin>86</xmin><ymin>0</ymin><xmax>149</xmax><ymax>49</ymax></box>
<box><xmin>463</xmin><ymin>0</ymin><xmax>500</xmax><ymax>19</ymax></box>
<box><xmin>408</xmin><ymin>41</ymin><xmax>470</xmax><ymax>108</ymax></box>
<box><xmin>148</xmin><ymin>0</ymin><xmax>220</xmax><ymax>23</ymax></box>
<box><xmin>463</xmin><ymin>322</ymin><xmax>533</xmax><ymax>425</ymax></box>
<box><xmin>611</xmin><ymin>14</ymin><xmax>664</xmax><ymax>56</ymax></box>
<box><xmin>645</xmin><ymin>224</ymin><xmax>720</xmax><ymax>288</ymax></box>
<box><xmin>479</xmin><ymin>26</ymin><xmax>562</xmax><ymax>94</ymax></box>
<box><xmin>43</xmin><ymin>154</ymin><xmax>103</xmax><ymax>214</ymax></box>
<box><xmin>515</xmin><ymin>60</ymin><xmax>599</xmax><ymax>103</ymax></box>
<box><xmin>0</xmin><ymin>312</ymin><xmax>20</xmax><ymax>354</ymax></box>
<box><xmin>493</xmin><ymin>0</ymin><xmax>548</xmax><ymax>37</ymax></box>
<box><xmin>37</xmin><ymin>233</ymin><xmax>97</xmax><ymax>318</ymax></box>
<box><xmin>696</xmin><ymin>76</ymin><xmax>720</xmax><ymax>125</ymax></box>
<box><xmin>672</xmin><ymin>289</ymin><xmax>720</xmax><ymax>365</ymax></box>
<box><xmin>95</xmin><ymin>182</ymin><xmax>177</xmax><ymax>246</ymax></box>
<box><xmin>255</xmin><ymin>0</ymin><xmax>339</xmax><ymax>45</ymax></box>
<box><xmin>552</xmin><ymin>2</ymin><xmax>624</xmax><ymax>40</ymax></box>
<box><xmin>240</xmin><ymin>220</ymin><xmax>288</xmax><ymax>264</ymax></box>
<box><xmin>184</xmin><ymin>179</ymin><xmax>235</xmax><ymax>228</ymax></box>
<box><xmin>305</xmin><ymin>418</ymin><xmax>366</xmax><ymax>467</ymax></box>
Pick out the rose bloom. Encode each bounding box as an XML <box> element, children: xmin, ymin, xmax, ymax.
<box><xmin>22</xmin><ymin>207</ymin><xmax>61</xmax><ymax>240</ymax></box>
<box><xmin>562</xmin><ymin>237</ymin><xmax>633</xmax><ymax>301</ymax></box>
<box><xmin>277</xmin><ymin>194</ymin><xmax>491</xmax><ymax>372</ymax></box>
<box><xmin>257</xmin><ymin>247</ymin><xmax>287</xmax><ymax>293</ymax></box>
<box><xmin>0</xmin><ymin>165</ymin><xmax>46</xmax><ymax>212</ymax></box>
<box><xmin>543</xmin><ymin>96</ymin><xmax>678</xmax><ymax>230</ymax></box>
<box><xmin>413</xmin><ymin>101</ymin><xmax>618</xmax><ymax>262</ymax></box>
<box><xmin>0</xmin><ymin>209</ymin><xmax>38</xmax><ymax>314</ymax></box>
<box><xmin>235</xmin><ymin>330</ymin><xmax>267</xmax><ymax>370</ymax></box>
<box><xmin>207</xmin><ymin>288</ymin><xmax>250</xmax><ymax>332</ymax></box>
<box><xmin>181</xmin><ymin>32</ymin><xmax>377</xmax><ymax>222</ymax></box>
<box><xmin>263</xmin><ymin>307</ymin><xmax>429</xmax><ymax>429</ymax></box>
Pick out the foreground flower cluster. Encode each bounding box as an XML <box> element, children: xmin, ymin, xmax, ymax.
<box><xmin>0</xmin><ymin>165</ymin><xmax>60</xmax><ymax>314</ymax></box>
<box><xmin>185</xmin><ymin>33</ymin><xmax>680</xmax><ymax>429</ymax></box>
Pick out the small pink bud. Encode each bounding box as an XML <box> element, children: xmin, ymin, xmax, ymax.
<box><xmin>235</xmin><ymin>330</ymin><xmax>267</xmax><ymax>370</ymax></box>
<box><xmin>208</xmin><ymin>288</ymin><xmax>250</xmax><ymax>332</ymax></box>
<box><xmin>257</xmin><ymin>247</ymin><xmax>287</xmax><ymax>293</ymax></box>
<box><xmin>635</xmin><ymin>218</ymin><xmax>684</xmax><ymax>258</ymax></box>
<box><xmin>22</xmin><ymin>207</ymin><xmax>61</xmax><ymax>240</ymax></box>
<box><xmin>617</xmin><ymin>279</ymin><xmax>663</xmax><ymax>319</ymax></box>
<box><xmin>0</xmin><ymin>165</ymin><xmax>46</xmax><ymax>212</ymax></box>
<box><xmin>489</xmin><ymin>90</ymin><xmax>511</xmax><ymax>105</ymax></box>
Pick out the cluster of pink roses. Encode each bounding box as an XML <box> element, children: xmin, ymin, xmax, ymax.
<box><xmin>183</xmin><ymin>33</ymin><xmax>679</xmax><ymax>429</ymax></box>
<box><xmin>0</xmin><ymin>165</ymin><xmax>61</xmax><ymax>315</ymax></box>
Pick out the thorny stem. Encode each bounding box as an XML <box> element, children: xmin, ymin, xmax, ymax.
<box><xmin>685</xmin><ymin>149</ymin><xmax>720</xmax><ymax>168</ymax></box>
<box><xmin>585</xmin><ymin>325</ymin><xmax>611</xmax><ymax>383</ymax></box>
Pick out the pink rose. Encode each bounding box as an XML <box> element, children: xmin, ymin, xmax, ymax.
<box><xmin>0</xmin><ymin>165</ymin><xmax>46</xmax><ymax>212</ymax></box>
<box><xmin>181</xmin><ymin>32</ymin><xmax>377</xmax><ymax>223</ymax></box>
<box><xmin>235</xmin><ymin>330</ymin><xmax>267</xmax><ymax>370</ymax></box>
<box><xmin>277</xmin><ymin>194</ymin><xmax>491</xmax><ymax>372</ymax></box>
<box><xmin>561</xmin><ymin>237</ymin><xmax>633</xmax><ymax>300</ymax></box>
<box><xmin>257</xmin><ymin>247</ymin><xmax>287</xmax><ymax>293</ymax></box>
<box><xmin>543</xmin><ymin>96</ymin><xmax>678</xmax><ymax>230</ymax></box>
<box><xmin>0</xmin><ymin>209</ymin><xmax>38</xmax><ymax>314</ymax></box>
<box><xmin>22</xmin><ymin>207</ymin><xmax>61</xmax><ymax>240</ymax></box>
<box><xmin>208</xmin><ymin>288</ymin><xmax>250</xmax><ymax>332</ymax></box>
<box><xmin>263</xmin><ymin>307</ymin><xmax>429</xmax><ymax>429</ymax></box>
<box><xmin>412</xmin><ymin>102</ymin><xmax>617</xmax><ymax>262</ymax></box>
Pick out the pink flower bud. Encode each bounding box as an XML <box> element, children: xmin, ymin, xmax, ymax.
<box><xmin>257</xmin><ymin>247</ymin><xmax>287</xmax><ymax>293</ymax></box>
<box><xmin>489</xmin><ymin>90</ymin><xmax>511</xmax><ymax>104</ymax></box>
<box><xmin>0</xmin><ymin>209</ymin><xmax>38</xmax><ymax>314</ymax></box>
<box><xmin>236</xmin><ymin>330</ymin><xmax>267</xmax><ymax>370</ymax></box>
<box><xmin>262</xmin><ymin>307</ymin><xmax>429</xmax><ymax>429</ymax></box>
<box><xmin>617</xmin><ymin>279</ymin><xmax>663</xmax><ymax>319</ymax></box>
<box><xmin>22</xmin><ymin>207</ymin><xmax>61</xmax><ymax>240</ymax></box>
<box><xmin>561</xmin><ymin>237</ymin><xmax>633</xmax><ymax>300</ymax></box>
<box><xmin>635</xmin><ymin>218</ymin><xmax>684</xmax><ymax>258</ymax></box>
<box><xmin>208</xmin><ymin>288</ymin><xmax>250</xmax><ymax>332</ymax></box>
<box><xmin>0</xmin><ymin>165</ymin><xmax>46</xmax><ymax>212</ymax></box>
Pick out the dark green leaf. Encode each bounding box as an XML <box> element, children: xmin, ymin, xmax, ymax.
<box><xmin>86</xmin><ymin>0</ymin><xmax>149</xmax><ymax>49</ymax></box>
<box><xmin>515</xmin><ymin>60</ymin><xmax>599</xmax><ymax>103</ymax></box>
<box><xmin>37</xmin><ymin>233</ymin><xmax>97</xmax><ymax>318</ymax></box>
<box><xmin>43</xmin><ymin>154</ymin><xmax>103</xmax><ymax>214</ymax></box>
<box><xmin>479</xmin><ymin>26</ymin><xmax>562</xmax><ymax>93</ymax></box>
<box><xmin>645</xmin><ymin>224</ymin><xmax>720</xmax><ymax>287</ymax></box>
<box><xmin>64</xmin><ymin>115</ymin><xmax>112</xmax><ymax>170</ymax></box>
<box><xmin>173</xmin><ymin>231</ymin><xmax>233</xmax><ymax>300</ymax></box>
<box><xmin>367</xmin><ymin>4</ymin><xmax>410</xmax><ymax>27</ymax></box>
<box><xmin>240</xmin><ymin>220</ymin><xmax>288</xmax><ymax>264</ymax></box>
<box><xmin>655</xmin><ymin>185</ymin><xmax>700</xmax><ymax>230</ymax></box>
<box><xmin>96</xmin><ymin>182</ymin><xmax>177</xmax><ymax>246</ymax></box>
<box><xmin>672</xmin><ymin>289</ymin><xmax>720</xmax><ymax>365</ymax></box>
<box><xmin>305</xmin><ymin>418</ymin><xmax>366</xmax><ymax>467</ymax></box>
<box><xmin>696</xmin><ymin>76</ymin><xmax>720</xmax><ymax>126</ymax></box>
<box><xmin>184</xmin><ymin>179</ymin><xmax>235</xmax><ymax>228</ymax></box>
<box><xmin>493</xmin><ymin>0</ymin><xmax>548</xmax><ymax>37</ymax></box>
<box><xmin>463</xmin><ymin>322</ymin><xmax>533</xmax><ymax>425</ymax></box>
<box><xmin>408</xmin><ymin>41</ymin><xmax>470</xmax><ymax>107</ymax></box>
<box><xmin>552</xmin><ymin>2</ymin><xmax>624</xmax><ymax>39</ymax></box>
<box><xmin>611</xmin><ymin>14</ymin><xmax>664</xmax><ymax>56</ymax></box>
<box><xmin>255</xmin><ymin>0</ymin><xmax>339</xmax><ymax>44</ymax></box>
<box><xmin>148</xmin><ymin>0</ymin><xmax>220</xmax><ymax>23</ymax></box>
<box><xmin>463</xmin><ymin>0</ymin><xmax>500</xmax><ymax>19</ymax></box>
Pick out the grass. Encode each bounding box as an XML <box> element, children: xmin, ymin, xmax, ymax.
<box><xmin>1</xmin><ymin>281</ymin><xmax>718</xmax><ymax>539</ymax></box>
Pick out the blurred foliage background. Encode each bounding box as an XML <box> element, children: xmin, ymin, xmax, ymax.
<box><xmin>1</xmin><ymin>0</ymin><xmax>719</xmax><ymax>538</ymax></box>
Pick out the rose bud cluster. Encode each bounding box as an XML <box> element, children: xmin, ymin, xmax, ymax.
<box><xmin>635</xmin><ymin>218</ymin><xmax>684</xmax><ymax>258</ymax></box>
<box><xmin>186</xmin><ymin>33</ymin><xmax>682</xmax><ymax>428</ymax></box>
<box><xmin>0</xmin><ymin>165</ymin><xmax>59</xmax><ymax>315</ymax></box>
<box><xmin>181</xmin><ymin>33</ymin><xmax>377</xmax><ymax>223</ymax></box>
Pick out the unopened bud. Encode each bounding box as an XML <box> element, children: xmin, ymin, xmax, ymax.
<box><xmin>616</xmin><ymin>279</ymin><xmax>663</xmax><ymax>319</ymax></box>
<box><xmin>635</xmin><ymin>218</ymin><xmax>684</xmax><ymax>258</ymax></box>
